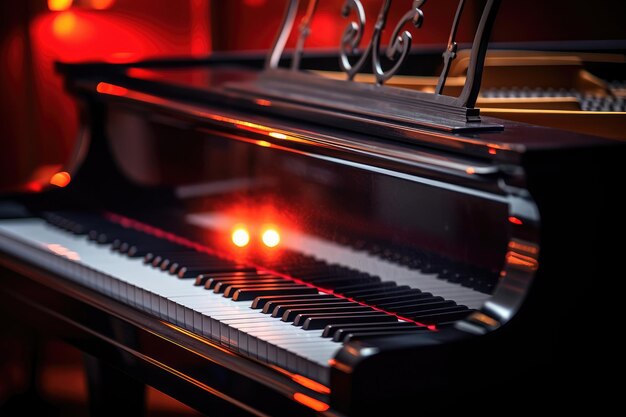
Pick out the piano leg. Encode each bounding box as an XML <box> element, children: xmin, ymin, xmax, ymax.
<box><xmin>84</xmin><ymin>354</ymin><xmax>146</xmax><ymax>417</ymax></box>
<box><xmin>0</xmin><ymin>334</ymin><xmax>58</xmax><ymax>416</ymax></box>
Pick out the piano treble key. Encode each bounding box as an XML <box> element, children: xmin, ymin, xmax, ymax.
<box><xmin>231</xmin><ymin>286</ymin><xmax>319</xmax><ymax>301</ymax></box>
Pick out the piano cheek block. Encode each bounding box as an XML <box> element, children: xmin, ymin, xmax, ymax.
<box><xmin>330</xmin><ymin>330</ymin><xmax>480</xmax><ymax>414</ymax></box>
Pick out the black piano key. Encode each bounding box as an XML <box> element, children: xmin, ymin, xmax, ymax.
<box><xmin>173</xmin><ymin>261</ymin><xmax>235</xmax><ymax>275</ymax></box>
<box><xmin>408</xmin><ymin>305</ymin><xmax>468</xmax><ymax>316</ymax></box>
<box><xmin>365</xmin><ymin>290</ymin><xmax>427</xmax><ymax>304</ymax></box>
<box><xmin>152</xmin><ymin>253</ymin><xmax>194</xmax><ymax>268</ymax></box>
<box><xmin>390</xmin><ymin>300</ymin><xmax>457</xmax><ymax>314</ymax></box>
<box><xmin>289</xmin><ymin>271</ymin><xmax>348</xmax><ymax>282</ymax></box>
<box><xmin>277</xmin><ymin>263</ymin><xmax>341</xmax><ymax>275</ymax></box>
<box><xmin>376</xmin><ymin>297</ymin><xmax>445</xmax><ymax>310</ymax></box>
<box><xmin>223</xmin><ymin>283</ymin><xmax>301</xmax><ymax>297</ymax></box>
<box><xmin>90</xmin><ymin>228</ymin><xmax>136</xmax><ymax>244</ymax></box>
<box><xmin>407</xmin><ymin>308</ymin><xmax>473</xmax><ymax>325</ymax></box>
<box><xmin>214</xmin><ymin>279</ymin><xmax>288</xmax><ymax>294</ymax></box>
<box><xmin>251</xmin><ymin>294</ymin><xmax>335</xmax><ymax>309</ymax></box>
<box><xmin>282</xmin><ymin>306</ymin><xmax>371</xmax><ymax>322</ymax></box>
<box><xmin>269</xmin><ymin>300</ymin><xmax>354</xmax><ymax>317</ymax></box>
<box><xmin>172</xmin><ymin>253</ymin><xmax>230</xmax><ymax>263</ymax></box>
<box><xmin>333</xmin><ymin>281</ymin><xmax>396</xmax><ymax>294</ymax></box>
<box><xmin>306</xmin><ymin>275</ymin><xmax>380</xmax><ymax>288</ymax></box>
<box><xmin>110</xmin><ymin>230</ymin><xmax>151</xmax><ymax>247</ymax></box>
<box><xmin>195</xmin><ymin>271</ymin><xmax>258</xmax><ymax>286</ymax></box>
<box><xmin>322</xmin><ymin>321</ymin><xmax>417</xmax><ymax>338</ymax></box>
<box><xmin>167</xmin><ymin>259</ymin><xmax>228</xmax><ymax>273</ymax></box>
<box><xmin>43</xmin><ymin>212</ymin><xmax>104</xmax><ymax>234</ymax></box>
<box><xmin>347</xmin><ymin>285</ymin><xmax>412</xmax><ymax>300</ymax></box>
<box><xmin>177</xmin><ymin>265</ymin><xmax>256</xmax><ymax>278</ymax></box>
<box><xmin>201</xmin><ymin>273</ymin><xmax>273</xmax><ymax>288</ymax></box>
<box><xmin>335</xmin><ymin>325</ymin><xmax>427</xmax><ymax>342</ymax></box>
<box><xmin>127</xmin><ymin>242</ymin><xmax>184</xmax><ymax>257</ymax></box>
<box><xmin>156</xmin><ymin>253</ymin><xmax>219</xmax><ymax>268</ymax></box>
<box><xmin>293</xmin><ymin>310</ymin><xmax>388</xmax><ymax>327</ymax></box>
<box><xmin>301</xmin><ymin>313</ymin><xmax>397</xmax><ymax>330</ymax></box>
<box><xmin>144</xmin><ymin>250</ymin><xmax>191</xmax><ymax>264</ymax></box>
<box><xmin>232</xmin><ymin>286</ymin><xmax>318</xmax><ymax>301</ymax></box>
<box><xmin>343</xmin><ymin>329</ymin><xmax>427</xmax><ymax>343</ymax></box>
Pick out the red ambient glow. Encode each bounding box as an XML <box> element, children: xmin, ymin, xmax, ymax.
<box><xmin>48</xmin><ymin>0</ymin><xmax>73</xmax><ymax>11</ymax></box>
<box><xmin>293</xmin><ymin>393</ymin><xmax>329</xmax><ymax>412</ymax></box>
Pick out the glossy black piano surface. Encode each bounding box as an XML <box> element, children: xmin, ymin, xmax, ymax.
<box><xmin>2</xmin><ymin>13</ymin><xmax>626</xmax><ymax>414</ymax></box>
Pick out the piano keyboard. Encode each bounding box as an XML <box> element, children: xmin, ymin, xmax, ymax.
<box><xmin>187</xmin><ymin>212</ymin><xmax>492</xmax><ymax>309</ymax></box>
<box><xmin>0</xmin><ymin>211</ymin><xmax>489</xmax><ymax>383</ymax></box>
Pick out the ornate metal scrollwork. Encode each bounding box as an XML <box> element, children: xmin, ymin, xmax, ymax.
<box><xmin>265</xmin><ymin>0</ymin><xmax>502</xmax><ymax>111</ymax></box>
<box><xmin>338</xmin><ymin>0</ymin><xmax>367</xmax><ymax>80</ymax></box>
<box><xmin>340</xmin><ymin>0</ymin><xmax>427</xmax><ymax>85</ymax></box>
<box><xmin>374</xmin><ymin>0</ymin><xmax>426</xmax><ymax>85</ymax></box>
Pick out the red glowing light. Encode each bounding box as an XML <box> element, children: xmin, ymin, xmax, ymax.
<box><xmin>466</xmin><ymin>167</ymin><xmax>475</xmax><ymax>175</ymax></box>
<box><xmin>96</xmin><ymin>82</ymin><xmax>128</xmax><ymax>96</ymax></box>
<box><xmin>106</xmin><ymin>52</ymin><xmax>139</xmax><ymax>63</ymax></box>
<box><xmin>255</xmin><ymin>99</ymin><xmax>272</xmax><ymax>107</ymax></box>
<box><xmin>49</xmin><ymin>171</ymin><xmax>71</xmax><ymax>187</ymax></box>
<box><xmin>48</xmin><ymin>0</ymin><xmax>73</xmax><ymax>11</ymax></box>
<box><xmin>52</xmin><ymin>12</ymin><xmax>78</xmax><ymax>37</ymax></box>
<box><xmin>261</xmin><ymin>228</ymin><xmax>281</xmax><ymax>248</ymax></box>
<box><xmin>25</xmin><ymin>181</ymin><xmax>43</xmax><ymax>192</ymax></box>
<box><xmin>488</xmin><ymin>148</ymin><xmax>497</xmax><ymax>155</ymax></box>
<box><xmin>293</xmin><ymin>393</ymin><xmax>329</xmax><ymax>412</ymax></box>
<box><xmin>88</xmin><ymin>0</ymin><xmax>116</xmax><ymax>10</ymax></box>
<box><xmin>508</xmin><ymin>216</ymin><xmax>523</xmax><ymax>225</ymax></box>
<box><xmin>231</xmin><ymin>227</ymin><xmax>250</xmax><ymax>248</ymax></box>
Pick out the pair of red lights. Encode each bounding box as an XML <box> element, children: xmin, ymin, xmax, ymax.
<box><xmin>231</xmin><ymin>226</ymin><xmax>281</xmax><ymax>248</ymax></box>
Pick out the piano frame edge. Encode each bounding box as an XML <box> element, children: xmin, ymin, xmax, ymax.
<box><xmin>0</xmin><ymin>250</ymin><xmax>340</xmax><ymax>417</ymax></box>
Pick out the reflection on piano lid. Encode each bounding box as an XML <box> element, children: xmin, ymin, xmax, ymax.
<box><xmin>1</xmin><ymin>0</ymin><xmax>625</xmax><ymax>415</ymax></box>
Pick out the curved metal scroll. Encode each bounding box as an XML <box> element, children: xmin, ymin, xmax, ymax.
<box><xmin>338</xmin><ymin>0</ymin><xmax>367</xmax><ymax>80</ymax></box>
<box><xmin>374</xmin><ymin>0</ymin><xmax>426</xmax><ymax>85</ymax></box>
<box><xmin>340</xmin><ymin>0</ymin><xmax>426</xmax><ymax>86</ymax></box>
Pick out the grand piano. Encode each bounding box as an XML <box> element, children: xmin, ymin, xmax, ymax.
<box><xmin>0</xmin><ymin>0</ymin><xmax>624</xmax><ymax>415</ymax></box>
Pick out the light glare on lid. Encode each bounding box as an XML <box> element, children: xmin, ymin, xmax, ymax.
<box><xmin>231</xmin><ymin>227</ymin><xmax>250</xmax><ymax>247</ymax></box>
<box><xmin>50</xmin><ymin>171</ymin><xmax>71</xmax><ymax>187</ymax></box>
<box><xmin>262</xmin><ymin>228</ymin><xmax>280</xmax><ymax>248</ymax></box>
